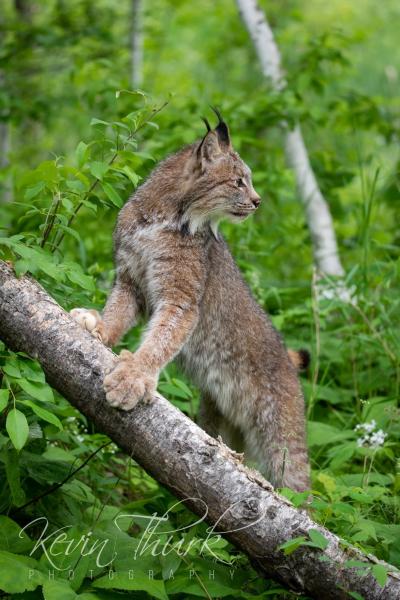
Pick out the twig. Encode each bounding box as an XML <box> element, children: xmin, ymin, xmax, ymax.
<box><xmin>52</xmin><ymin>100</ymin><xmax>168</xmax><ymax>251</ymax></box>
<box><xmin>12</xmin><ymin>441</ymin><xmax>111</xmax><ymax>514</ymax></box>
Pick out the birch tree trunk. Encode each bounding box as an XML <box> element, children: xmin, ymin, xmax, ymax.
<box><xmin>0</xmin><ymin>14</ymin><xmax>11</xmax><ymax>204</ymax></box>
<box><xmin>236</xmin><ymin>0</ymin><xmax>344</xmax><ymax>277</ymax></box>
<box><xmin>0</xmin><ymin>109</ymin><xmax>11</xmax><ymax>204</ymax></box>
<box><xmin>0</xmin><ymin>260</ymin><xmax>399</xmax><ymax>598</ymax></box>
<box><xmin>131</xmin><ymin>0</ymin><xmax>143</xmax><ymax>87</ymax></box>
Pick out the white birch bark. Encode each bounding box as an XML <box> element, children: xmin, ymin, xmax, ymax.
<box><xmin>131</xmin><ymin>0</ymin><xmax>143</xmax><ymax>88</ymax></box>
<box><xmin>0</xmin><ymin>117</ymin><xmax>11</xmax><ymax>203</ymax></box>
<box><xmin>236</xmin><ymin>0</ymin><xmax>344</xmax><ymax>277</ymax></box>
<box><xmin>0</xmin><ymin>13</ymin><xmax>11</xmax><ymax>204</ymax></box>
<box><xmin>1</xmin><ymin>260</ymin><xmax>399</xmax><ymax>598</ymax></box>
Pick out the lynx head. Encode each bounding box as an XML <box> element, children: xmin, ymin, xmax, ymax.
<box><xmin>182</xmin><ymin>109</ymin><xmax>261</xmax><ymax>235</ymax></box>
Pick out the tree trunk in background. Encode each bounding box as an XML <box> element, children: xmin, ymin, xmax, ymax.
<box><xmin>0</xmin><ymin>11</ymin><xmax>12</xmax><ymax>204</ymax></box>
<box><xmin>131</xmin><ymin>0</ymin><xmax>143</xmax><ymax>87</ymax></box>
<box><xmin>0</xmin><ymin>117</ymin><xmax>11</xmax><ymax>203</ymax></box>
<box><xmin>236</xmin><ymin>0</ymin><xmax>344</xmax><ymax>277</ymax></box>
<box><xmin>1</xmin><ymin>261</ymin><xmax>399</xmax><ymax>599</ymax></box>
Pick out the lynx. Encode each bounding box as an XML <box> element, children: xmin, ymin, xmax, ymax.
<box><xmin>72</xmin><ymin>111</ymin><xmax>310</xmax><ymax>491</ymax></box>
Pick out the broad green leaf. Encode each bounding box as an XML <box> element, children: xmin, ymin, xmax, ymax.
<box><xmin>23</xmin><ymin>399</ymin><xmax>62</xmax><ymax>430</ymax></box>
<box><xmin>0</xmin><ymin>551</ymin><xmax>43</xmax><ymax>593</ymax></box>
<box><xmin>308</xmin><ymin>529</ymin><xmax>329</xmax><ymax>550</ymax></box>
<box><xmin>316</xmin><ymin>472</ymin><xmax>336</xmax><ymax>495</ymax></box>
<box><xmin>371</xmin><ymin>563</ymin><xmax>388</xmax><ymax>587</ymax></box>
<box><xmin>66</xmin><ymin>179</ymin><xmax>87</xmax><ymax>193</ymax></box>
<box><xmin>348</xmin><ymin>592</ymin><xmax>365</xmax><ymax>600</ymax></box>
<box><xmin>61</xmin><ymin>197</ymin><xmax>74</xmax><ymax>212</ymax></box>
<box><xmin>0</xmin><ymin>389</ymin><xmax>9</xmax><ymax>411</ymax></box>
<box><xmin>329</xmin><ymin>444</ymin><xmax>355</xmax><ymax>469</ymax></box>
<box><xmin>13</xmin><ymin>259</ymin><xmax>30</xmax><ymax>277</ymax></box>
<box><xmin>18</xmin><ymin>379</ymin><xmax>54</xmax><ymax>403</ymax></box>
<box><xmin>75</xmin><ymin>141</ymin><xmax>89</xmax><ymax>169</ymax></box>
<box><xmin>102</xmin><ymin>182</ymin><xmax>123</xmax><ymax>207</ymax></box>
<box><xmin>2</xmin><ymin>359</ymin><xmax>21</xmax><ymax>378</ymax></box>
<box><xmin>90</xmin><ymin>118</ymin><xmax>109</xmax><ymax>127</ymax></box>
<box><xmin>24</xmin><ymin>182</ymin><xmax>46</xmax><ymax>201</ymax></box>
<box><xmin>158</xmin><ymin>382</ymin><xmax>191</xmax><ymax>400</ymax></box>
<box><xmin>6</xmin><ymin>409</ymin><xmax>29</xmax><ymax>450</ymax></box>
<box><xmin>172</xmin><ymin>377</ymin><xmax>193</xmax><ymax>397</ymax></box>
<box><xmin>121</xmin><ymin>166</ymin><xmax>140</xmax><ymax>185</ymax></box>
<box><xmin>307</xmin><ymin>421</ymin><xmax>353</xmax><ymax>446</ymax></box>
<box><xmin>4</xmin><ymin>448</ymin><xmax>26</xmax><ymax>506</ymax></box>
<box><xmin>0</xmin><ymin>516</ymin><xmax>33</xmax><ymax>554</ymax></box>
<box><xmin>43</xmin><ymin>579</ymin><xmax>78</xmax><ymax>600</ymax></box>
<box><xmin>93</xmin><ymin>572</ymin><xmax>168</xmax><ymax>600</ymax></box>
<box><xmin>278</xmin><ymin>536</ymin><xmax>307</xmax><ymax>555</ymax></box>
<box><xmin>89</xmin><ymin>161</ymin><xmax>109</xmax><ymax>181</ymax></box>
<box><xmin>65</xmin><ymin>267</ymin><xmax>95</xmax><ymax>291</ymax></box>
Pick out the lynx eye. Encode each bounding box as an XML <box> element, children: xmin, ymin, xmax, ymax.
<box><xmin>236</xmin><ymin>177</ymin><xmax>246</xmax><ymax>188</ymax></box>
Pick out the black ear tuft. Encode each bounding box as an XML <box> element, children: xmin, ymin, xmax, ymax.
<box><xmin>210</xmin><ymin>105</ymin><xmax>224</xmax><ymax>123</ymax></box>
<box><xmin>210</xmin><ymin>105</ymin><xmax>231</xmax><ymax>149</ymax></box>
<box><xmin>201</xmin><ymin>117</ymin><xmax>211</xmax><ymax>132</ymax></box>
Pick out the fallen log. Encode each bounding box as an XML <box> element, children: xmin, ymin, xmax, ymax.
<box><xmin>0</xmin><ymin>260</ymin><xmax>399</xmax><ymax>599</ymax></box>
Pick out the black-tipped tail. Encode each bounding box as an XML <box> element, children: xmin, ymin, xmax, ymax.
<box><xmin>288</xmin><ymin>348</ymin><xmax>310</xmax><ymax>371</ymax></box>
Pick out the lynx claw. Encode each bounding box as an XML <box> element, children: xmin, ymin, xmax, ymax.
<box><xmin>103</xmin><ymin>351</ymin><xmax>158</xmax><ymax>411</ymax></box>
<box><xmin>70</xmin><ymin>308</ymin><xmax>107</xmax><ymax>344</ymax></box>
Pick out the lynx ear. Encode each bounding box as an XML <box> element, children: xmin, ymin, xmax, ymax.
<box><xmin>211</xmin><ymin>106</ymin><xmax>231</xmax><ymax>151</ymax></box>
<box><xmin>197</xmin><ymin>131</ymin><xmax>222</xmax><ymax>163</ymax></box>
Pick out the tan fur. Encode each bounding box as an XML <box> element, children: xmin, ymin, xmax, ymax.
<box><xmin>72</xmin><ymin>116</ymin><xmax>310</xmax><ymax>491</ymax></box>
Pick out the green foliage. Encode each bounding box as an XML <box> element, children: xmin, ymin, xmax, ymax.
<box><xmin>0</xmin><ymin>0</ymin><xmax>400</xmax><ymax>598</ymax></box>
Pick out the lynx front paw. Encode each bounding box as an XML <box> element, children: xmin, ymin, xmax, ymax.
<box><xmin>70</xmin><ymin>308</ymin><xmax>107</xmax><ymax>344</ymax></box>
<box><xmin>103</xmin><ymin>350</ymin><xmax>157</xmax><ymax>410</ymax></box>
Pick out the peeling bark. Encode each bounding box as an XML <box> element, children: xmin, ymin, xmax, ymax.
<box><xmin>0</xmin><ymin>260</ymin><xmax>399</xmax><ymax>598</ymax></box>
<box><xmin>236</xmin><ymin>0</ymin><xmax>344</xmax><ymax>277</ymax></box>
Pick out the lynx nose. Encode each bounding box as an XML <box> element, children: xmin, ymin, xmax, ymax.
<box><xmin>251</xmin><ymin>193</ymin><xmax>261</xmax><ymax>208</ymax></box>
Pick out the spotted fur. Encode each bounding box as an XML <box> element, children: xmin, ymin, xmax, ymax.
<box><xmin>72</xmin><ymin>117</ymin><xmax>310</xmax><ymax>491</ymax></box>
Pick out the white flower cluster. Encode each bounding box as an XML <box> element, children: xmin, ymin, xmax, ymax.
<box><xmin>354</xmin><ymin>420</ymin><xmax>387</xmax><ymax>449</ymax></box>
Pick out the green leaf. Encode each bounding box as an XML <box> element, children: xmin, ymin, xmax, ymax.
<box><xmin>13</xmin><ymin>259</ymin><xmax>30</xmax><ymax>277</ymax></box>
<box><xmin>93</xmin><ymin>572</ymin><xmax>168</xmax><ymax>600</ymax></box>
<box><xmin>102</xmin><ymin>182</ymin><xmax>123</xmax><ymax>207</ymax></box>
<box><xmin>90</xmin><ymin>117</ymin><xmax>109</xmax><ymax>127</ymax></box>
<box><xmin>89</xmin><ymin>161</ymin><xmax>109</xmax><ymax>181</ymax></box>
<box><xmin>308</xmin><ymin>529</ymin><xmax>329</xmax><ymax>550</ymax></box>
<box><xmin>61</xmin><ymin>197</ymin><xmax>74</xmax><ymax>212</ymax></box>
<box><xmin>171</xmin><ymin>378</ymin><xmax>193</xmax><ymax>398</ymax></box>
<box><xmin>158</xmin><ymin>382</ymin><xmax>191</xmax><ymax>400</ymax></box>
<box><xmin>66</xmin><ymin>179</ymin><xmax>87</xmax><ymax>193</ymax></box>
<box><xmin>6</xmin><ymin>243</ymin><xmax>62</xmax><ymax>281</ymax></box>
<box><xmin>4</xmin><ymin>448</ymin><xmax>26</xmax><ymax>506</ymax></box>
<box><xmin>23</xmin><ymin>399</ymin><xmax>63</xmax><ymax>430</ymax></box>
<box><xmin>0</xmin><ymin>550</ymin><xmax>43</xmax><ymax>593</ymax></box>
<box><xmin>65</xmin><ymin>266</ymin><xmax>95</xmax><ymax>291</ymax></box>
<box><xmin>0</xmin><ymin>516</ymin><xmax>33</xmax><ymax>554</ymax></box>
<box><xmin>371</xmin><ymin>563</ymin><xmax>388</xmax><ymax>587</ymax></box>
<box><xmin>0</xmin><ymin>389</ymin><xmax>9</xmax><ymax>411</ymax></box>
<box><xmin>2</xmin><ymin>359</ymin><xmax>21</xmax><ymax>378</ymax></box>
<box><xmin>24</xmin><ymin>182</ymin><xmax>46</xmax><ymax>201</ymax></box>
<box><xmin>18</xmin><ymin>379</ymin><xmax>54</xmax><ymax>403</ymax></box>
<box><xmin>43</xmin><ymin>580</ymin><xmax>78</xmax><ymax>600</ymax></box>
<box><xmin>6</xmin><ymin>408</ymin><xmax>29</xmax><ymax>450</ymax></box>
<box><xmin>307</xmin><ymin>421</ymin><xmax>353</xmax><ymax>446</ymax></box>
<box><xmin>75</xmin><ymin>141</ymin><xmax>89</xmax><ymax>169</ymax></box>
<box><xmin>278</xmin><ymin>536</ymin><xmax>307</xmax><ymax>555</ymax></box>
<box><xmin>121</xmin><ymin>166</ymin><xmax>140</xmax><ymax>186</ymax></box>
<box><xmin>348</xmin><ymin>592</ymin><xmax>365</xmax><ymax>600</ymax></box>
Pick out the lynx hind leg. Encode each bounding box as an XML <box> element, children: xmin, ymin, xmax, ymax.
<box><xmin>198</xmin><ymin>392</ymin><xmax>222</xmax><ymax>438</ymax></box>
<box><xmin>198</xmin><ymin>393</ymin><xmax>244</xmax><ymax>454</ymax></box>
<box><xmin>70</xmin><ymin>308</ymin><xmax>107</xmax><ymax>344</ymax></box>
